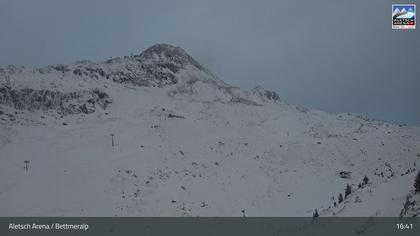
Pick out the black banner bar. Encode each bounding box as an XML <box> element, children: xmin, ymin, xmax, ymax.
<box><xmin>1</xmin><ymin>217</ymin><xmax>419</xmax><ymax>236</ymax></box>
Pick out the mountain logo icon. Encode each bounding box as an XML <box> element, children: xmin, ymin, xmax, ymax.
<box><xmin>392</xmin><ymin>4</ymin><xmax>416</xmax><ymax>29</ymax></box>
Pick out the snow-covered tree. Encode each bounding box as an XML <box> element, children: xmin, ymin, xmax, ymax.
<box><xmin>345</xmin><ymin>184</ymin><xmax>352</xmax><ymax>198</ymax></box>
<box><xmin>363</xmin><ymin>176</ymin><xmax>369</xmax><ymax>185</ymax></box>
<box><xmin>338</xmin><ymin>193</ymin><xmax>343</xmax><ymax>203</ymax></box>
<box><xmin>414</xmin><ymin>171</ymin><xmax>420</xmax><ymax>193</ymax></box>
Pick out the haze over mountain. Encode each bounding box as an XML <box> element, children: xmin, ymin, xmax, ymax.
<box><xmin>0</xmin><ymin>44</ymin><xmax>419</xmax><ymax>217</ymax></box>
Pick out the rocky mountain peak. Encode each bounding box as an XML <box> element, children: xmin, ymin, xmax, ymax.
<box><xmin>252</xmin><ymin>85</ymin><xmax>280</xmax><ymax>102</ymax></box>
<box><xmin>135</xmin><ymin>43</ymin><xmax>206</xmax><ymax>72</ymax></box>
<box><xmin>138</xmin><ymin>43</ymin><xmax>187</xmax><ymax>59</ymax></box>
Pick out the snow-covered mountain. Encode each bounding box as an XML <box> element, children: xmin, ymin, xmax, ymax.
<box><xmin>0</xmin><ymin>44</ymin><xmax>419</xmax><ymax>217</ymax></box>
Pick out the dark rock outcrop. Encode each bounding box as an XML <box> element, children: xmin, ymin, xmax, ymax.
<box><xmin>0</xmin><ymin>86</ymin><xmax>111</xmax><ymax>115</ymax></box>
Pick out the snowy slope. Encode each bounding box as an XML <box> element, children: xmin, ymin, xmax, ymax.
<box><xmin>0</xmin><ymin>44</ymin><xmax>419</xmax><ymax>217</ymax></box>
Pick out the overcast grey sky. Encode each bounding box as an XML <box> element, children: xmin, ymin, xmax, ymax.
<box><xmin>0</xmin><ymin>0</ymin><xmax>419</xmax><ymax>126</ymax></box>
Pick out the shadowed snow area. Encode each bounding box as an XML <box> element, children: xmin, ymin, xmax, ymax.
<box><xmin>0</xmin><ymin>44</ymin><xmax>419</xmax><ymax>216</ymax></box>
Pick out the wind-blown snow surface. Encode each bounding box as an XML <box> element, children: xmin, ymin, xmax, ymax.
<box><xmin>0</xmin><ymin>44</ymin><xmax>419</xmax><ymax>217</ymax></box>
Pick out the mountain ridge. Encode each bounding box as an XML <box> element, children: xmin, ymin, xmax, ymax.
<box><xmin>0</xmin><ymin>44</ymin><xmax>282</xmax><ymax>123</ymax></box>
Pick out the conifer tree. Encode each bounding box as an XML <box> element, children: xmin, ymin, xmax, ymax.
<box><xmin>363</xmin><ymin>176</ymin><xmax>369</xmax><ymax>185</ymax></box>
<box><xmin>313</xmin><ymin>209</ymin><xmax>319</xmax><ymax>218</ymax></box>
<box><xmin>345</xmin><ymin>184</ymin><xmax>352</xmax><ymax>198</ymax></box>
<box><xmin>414</xmin><ymin>171</ymin><xmax>420</xmax><ymax>193</ymax></box>
<box><xmin>338</xmin><ymin>193</ymin><xmax>343</xmax><ymax>203</ymax></box>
